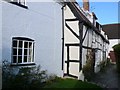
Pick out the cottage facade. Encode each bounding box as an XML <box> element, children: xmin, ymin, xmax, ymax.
<box><xmin>63</xmin><ymin>1</ymin><xmax>109</xmax><ymax>79</ymax></box>
<box><xmin>2</xmin><ymin>0</ymin><xmax>63</xmax><ymax>76</ymax></box>
<box><xmin>103</xmin><ymin>23</ymin><xmax>120</xmax><ymax>63</ymax></box>
<box><xmin>1</xmin><ymin>0</ymin><xmax>109</xmax><ymax>81</ymax></box>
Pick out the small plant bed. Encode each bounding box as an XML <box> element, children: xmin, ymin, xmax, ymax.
<box><xmin>44</xmin><ymin>78</ymin><xmax>102</xmax><ymax>89</ymax></box>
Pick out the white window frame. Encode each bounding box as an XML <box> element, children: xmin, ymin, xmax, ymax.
<box><xmin>12</xmin><ymin>37</ymin><xmax>35</xmax><ymax>65</ymax></box>
<box><xmin>10</xmin><ymin>0</ymin><xmax>26</xmax><ymax>6</ymax></box>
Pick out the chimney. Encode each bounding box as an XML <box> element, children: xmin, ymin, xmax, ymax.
<box><xmin>82</xmin><ymin>0</ymin><xmax>89</xmax><ymax>11</ymax></box>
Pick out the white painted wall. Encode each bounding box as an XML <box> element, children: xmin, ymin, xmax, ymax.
<box><xmin>2</xmin><ymin>1</ymin><xmax>63</xmax><ymax>76</ymax></box>
<box><xmin>109</xmin><ymin>39</ymin><xmax>120</xmax><ymax>52</ymax></box>
<box><xmin>63</xmin><ymin>3</ymin><xmax>109</xmax><ymax>79</ymax></box>
<box><xmin>0</xmin><ymin>0</ymin><xmax>1</xmax><ymax>72</ymax></box>
<box><xmin>0</xmin><ymin>1</ymin><xmax>2</xmax><ymax>89</ymax></box>
<box><xmin>64</xmin><ymin>5</ymin><xmax>80</xmax><ymax>78</ymax></box>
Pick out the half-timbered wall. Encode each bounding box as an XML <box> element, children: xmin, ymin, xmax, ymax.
<box><xmin>64</xmin><ymin>3</ymin><xmax>109</xmax><ymax>79</ymax></box>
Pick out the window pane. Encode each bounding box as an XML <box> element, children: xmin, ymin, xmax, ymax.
<box><xmin>13</xmin><ymin>56</ymin><xmax>17</xmax><ymax>63</ymax></box>
<box><xmin>29</xmin><ymin>49</ymin><xmax>32</xmax><ymax>56</ymax></box>
<box><xmin>18</xmin><ymin>49</ymin><xmax>22</xmax><ymax>55</ymax></box>
<box><xmin>29</xmin><ymin>42</ymin><xmax>32</xmax><ymax>48</ymax></box>
<box><xmin>24</xmin><ymin>42</ymin><xmax>28</xmax><ymax>48</ymax></box>
<box><xmin>24</xmin><ymin>56</ymin><xmax>27</xmax><ymax>62</ymax></box>
<box><xmin>18</xmin><ymin>56</ymin><xmax>22</xmax><ymax>63</ymax></box>
<box><xmin>28</xmin><ymin>56</ymin><xmax>32</xmax><ymax>62</ymax></box>
<box><xmin>13</xmin><ymin>49</ymin><xmax>17</xmax><ymax>55</ymax></box>
<box><xmin>24</xmin><ymin>49</ymin><xmax>28</xmax><ymax>55</ymax></box>
<box><xmin>19</xmin><ymin>0</ymin><xmax>25</xmax><ymax>5</ymax></box>
<box><xmin>13</xmin><ymin>40</ymin><xmax>17</xmax><ymax>47</ymax></box>
<box><xmin>19</xmin><ymin>41</ymin><xmax>23</xmax><ymax>48</ymax></box>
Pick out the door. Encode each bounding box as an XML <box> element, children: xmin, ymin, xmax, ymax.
<box><xmin>64</xmin><ymin>44</ymin><xmax>80</xmax><ymax>78</ymax></box>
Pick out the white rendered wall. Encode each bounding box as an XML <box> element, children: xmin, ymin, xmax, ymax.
<box><xmin>109</xmin><ymin>39</ymin><xmax>120</xmax><ymax>52</ymax></box>
<box><xmin>0</xmin><ymin>1</ymin><xmax>2</xmax><ymax>89</ymax></box>
<box><xmin>64</xmin><ymin>5</ymin><xmax>80</xmax><ymax>78</ymax></box>
<box><xmin>2</xmin><ymin>1</ymin><xmax>63</xmax><ymax>76</ymax></box>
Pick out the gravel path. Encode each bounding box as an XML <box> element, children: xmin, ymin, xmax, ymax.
<box><xmin>90</xmin><ymin>64</ymin><xmax>120</xmax><ymax>89</ymax></box>
<box><xmin>0</xmin><ymin>67</ymin><xmax>2</xmax><ymax>90</ymax></box>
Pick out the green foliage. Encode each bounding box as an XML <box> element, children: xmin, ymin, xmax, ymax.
<box><xmin>46</xmin><ymin>74</ymin><xmax>62</xmax><ymax>85</ymax></box>
<box><xmin>2</xmin><ymin>60</ymin><xmax>48</xmax><ymax>89</ymax></box>
<box><xmin>99</xmin><ymin>60</ymin><xmax>106</xmax><ymax>70</ymax></box>
<box><xmin>44</xmin><ymin>78</ymin><xmax>102</xmax><ymax>88</ymax></box>
<box><xmin>82</xmin><ymin>51</ymin><xmax>95</xmax><ymax>81</ymax></box>
<box><xmin>113</xmin><ymin>44</ymin><xmax>120</xmax><ymax>73</ymax></box>
<box><xmin>82</xmin><ymin>60</ymin><xmax>94</xmax><ymax>81</ymax></box>
<box><xmin>113</xmin><ymin>44</ymin><xmax>120</xmax><ymax>54</ymax></box>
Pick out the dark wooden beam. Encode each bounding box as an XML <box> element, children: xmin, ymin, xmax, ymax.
<box><xmin>65</xmin><ymin>60</ymin><xmax>79</xmax><ymax>63</ymax></box>
<box><xmin>79</xmin><ymin>22</ymin><xmax>84</xmax><ymax>71</ymax></box>
<box><xmin>65</xmin><ymin>18</ymin><xmax>78</xmax><ymax>21</ymax></box>
<box><xmin>67</xmin><ymin>46</ymin><xmax>70</xmax><ymax>75</ymax></box>
<box><xmin>64</xmin><ymin>73</ymin><xmax>78</xmax><ymax>78</ymax></box>
<box><xmin>65</xmin><ymin>43</ymin><xmax>79</xmax><ymax>46</ymax></box>
<box><xmin>65</xmin><ymin>22</ymin><xmax>79</xmax><ymax>39</ymax></box>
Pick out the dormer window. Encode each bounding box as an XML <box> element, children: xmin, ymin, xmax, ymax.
<box><xmin>96</xmin><ymin>22</ymin><xmax>99</xmax><ymax>30</ymax></box>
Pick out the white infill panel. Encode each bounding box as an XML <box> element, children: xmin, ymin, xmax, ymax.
<box><xmin>70</xmin><ymin>46</ymin><xmax>79</xmax><ymax>60</ymax></box>
<box><xmin>69</xmin><ymin>62</ymin><xmax>79</xmax><ymax>77</ymax></box>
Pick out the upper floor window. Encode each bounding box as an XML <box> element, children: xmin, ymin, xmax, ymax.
<box><xmin>12</xmin><ymin>37</ymin><xmax>35</xmax><ymax>65</ymax></box>
<box><xmin>5</xmin><ymin>0</ymin><xmax>28</xmax><ymax>9</ymax></box>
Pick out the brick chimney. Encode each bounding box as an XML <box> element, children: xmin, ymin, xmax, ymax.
<box><xmin>82</xmin><ymin>0</ymin><xmax>89</xmax><ymax>11</ymax></box>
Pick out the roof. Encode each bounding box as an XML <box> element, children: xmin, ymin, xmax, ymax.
<box><xmin>92</xmin><ymin>12</ymin><xmax>98</xmax><ymax>20</ymax></box>
<box><xmin>66</xmin><ymin>2</ymin><xmax>109</xmax><ymax>43</ymax></box>
<box><xmin>102</xmin><ymin>23</ymin><xmax>120</xmax><ymax>39</ymax></box>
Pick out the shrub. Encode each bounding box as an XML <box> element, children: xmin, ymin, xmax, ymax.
<box><xmin>2</xmin><ymin>60</ymin><xmax>48</xmax><ymax>89</ymax></box>
<box><xmin>82</xmin><ymin>60</ymin><xmax>94</xmax><ymax>81</ymax></box>
<box><xmin>46</xmin><ymin>74</ymin><xmax>62</xmax><ymax>85</ymax></box>
<box><xmin>82</xmin><ymin>49</ymin><xmax>95</xmax><ymax>81</ymax></box>
<box><xmin>99</xmin><ymin>60</ymin><xmax>106</xmax><ymax>70</ymax></box>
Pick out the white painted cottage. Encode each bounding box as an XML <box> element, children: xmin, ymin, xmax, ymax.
<box><xmin>2</xmin><ymin>0</ymin><xmax>63</xmax><ymax>76</ymax></box>
<box><xmin>1</xmin><ymin>0</ymin><xmax>109</xmax><ymax>81</ymax></box>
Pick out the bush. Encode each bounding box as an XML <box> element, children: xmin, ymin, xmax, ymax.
<box><xmin>113</xmin><ymin>44</ymin><xmax>120</xmax><ymax>73</ymax></box>
<box><xmin>82</xmin><ymin>61</ymin><xmax>94</xmax><ymax>81</ymax></box>
<box><xmin>82</xmin><ymin>49</ymin><xmax>95</xmax><ymax>81</ymax></box>
<box><xmin>2</xmin><ymin>60</ymin><xmax>48</xmax><ymax>89</ymax></box>
<box><xmin>46</xmin><ymin>74</ymin><xmax>62</xmax><ymax>85</ymax></box>
<box><xmin>99</xmin><ymin>60</ymin><xmax>106</xmax><ymax>70</ymax></box>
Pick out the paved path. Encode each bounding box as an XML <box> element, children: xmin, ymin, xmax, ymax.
<box><xmin>0</xmin><ymin>67</ymin><xmax>2</xmax><ymax>90</ymax></box>
<box><xmin>90</xmin><ymin>64</ymin><xmax>120</xmax><ymax>89</ymax></box>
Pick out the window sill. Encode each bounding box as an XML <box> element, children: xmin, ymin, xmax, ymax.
<box><xmin>10</xmin><ymin>2</ymin><xmax>28</xmax><ymax>9</ymax></box>
<box><xmin>11</xmin><ymin>63</ymin><xmax>36</xmax><ymax>66</ymax></box>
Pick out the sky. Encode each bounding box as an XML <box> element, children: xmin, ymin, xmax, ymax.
<box><xmin>77</xmin><ymin>0</ymin><xmax>119</xmax><ymax>25</ymax></box>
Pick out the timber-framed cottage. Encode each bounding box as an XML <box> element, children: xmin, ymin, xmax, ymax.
<box><xmin>1</xmin><ymin>0</ymin><xmax>109</xmax><ymax>81</ymax></box>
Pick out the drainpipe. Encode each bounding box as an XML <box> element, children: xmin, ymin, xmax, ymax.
<box><xmin>61</xmin><ymin>3</ymin><xmax>66</xmax><ymax>70</ymax></box>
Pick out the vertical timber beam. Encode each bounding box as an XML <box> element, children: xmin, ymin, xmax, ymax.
<box><xmin>79</xmin><ymin>21</ymin><xmax>84</xmax><ymax>72</ymax></box>
<box><xmin>61</xmin><ymin>4</ymin><xmax>66</xmax><ymax>70</ymax></box>
<box><xmin>67</xmin><ymin>46</ymin><xmax>70</xmax><ymax>75</ymax></box>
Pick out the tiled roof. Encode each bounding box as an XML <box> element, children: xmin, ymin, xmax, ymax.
<box><xmin>102</xmin><ymin>23</ymin><xmax>120</xmax><ymax>39</ymax></box>
<box><xmin>66</xmin><ymin>2</ymin><xmax>109</xmax><ymax>43</ymax></box>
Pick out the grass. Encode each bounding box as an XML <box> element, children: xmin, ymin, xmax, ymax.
<box><xmin>44</xmin><ymin>78</ymin><xmax>102</xmax><ymax>89</ymax></box>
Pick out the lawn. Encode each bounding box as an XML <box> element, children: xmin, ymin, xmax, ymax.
<box><xmin>44</xmin><ymin>78</ymin><xmax>102</xmax><ymax>89</ymax></box>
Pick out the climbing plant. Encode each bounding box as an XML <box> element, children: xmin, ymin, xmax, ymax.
<box><xmin>82</xmin><ymin>49</ymin><xmax>95</xmax><ymax>81</ymax></box>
